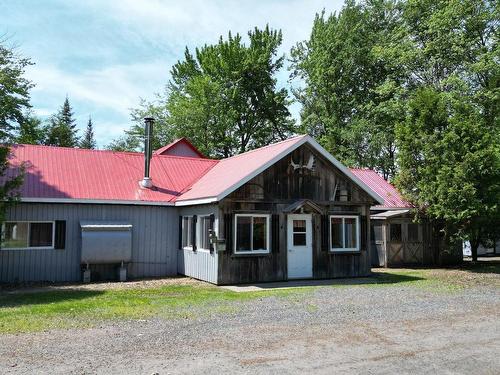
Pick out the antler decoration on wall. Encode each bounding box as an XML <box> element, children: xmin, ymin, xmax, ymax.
<box><xmin>290</xmin><ymin>155</ymin><xmax>316</xmax><ymax>171</ymax></box>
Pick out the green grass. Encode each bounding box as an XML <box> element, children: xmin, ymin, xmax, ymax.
<box><xmin>0</xmin><ymin>284</ymin><xmax>299</xmax><ymax>334</ymax></box>
<box><xmin>0</xmin><ymin>263</ymin><xmax>497</xmax><ymax>334</ymax></box>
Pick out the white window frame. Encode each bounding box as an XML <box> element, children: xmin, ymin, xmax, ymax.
<box><xmin>329</xmin><ymin>215</ymin><xmax>360</xmax><ymax>252</ymax></box>
<box><xmin>196</xmin><ymin>215</ymin><xmax>213</xmax><ymax>252</ymax></box>
<box><xmin>234</xmin><ymin>214</ymin><xmax>270</xmax><ymax>255</ymax></box>
<box><xmin>181</xmin><ymin>216</ymin><xmax>194</xmax><ymax>250</ymax></box>
<box><xmin>1</xmin><ymin>221</ymin><xmax>56</xmax><ymax>250</ymax></box>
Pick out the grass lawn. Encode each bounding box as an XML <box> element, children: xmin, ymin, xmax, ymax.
<box><xmin>0</xmin><ymin>263</ymin><xmax>498</xmax><ymax>334</ymax></box>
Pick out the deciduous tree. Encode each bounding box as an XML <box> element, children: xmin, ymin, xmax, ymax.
<box><xmin>118</xmin><ymin>26</ymin><xmax>296</xmax><ymax>157</ymax></box>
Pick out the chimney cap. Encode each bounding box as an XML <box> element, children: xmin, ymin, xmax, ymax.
<box><xmin>144</xmin><ymin>117</ymin><xmax>155</xmax><ymax>124</ymax></box>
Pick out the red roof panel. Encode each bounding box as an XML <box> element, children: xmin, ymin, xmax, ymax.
<box><xmin>349</xmin><ymin>168</ymin><xmax>411</xmax><ymax>209</ymax></box>
<box><xmin>7</xmin><ymin>144</ymin><xmax>218</xmax><ymax>203</ymax></box>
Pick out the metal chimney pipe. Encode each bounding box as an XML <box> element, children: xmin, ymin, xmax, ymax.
<box><xmin>140</xmin><ymin>117</ymin><xmax>155</xmax><ymax>188</ymax></box>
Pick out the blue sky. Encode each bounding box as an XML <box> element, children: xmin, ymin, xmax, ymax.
<box><xmin>1</xmin><ymin>0</ymin><xmax>343</xmax><ymax>147</ymax></box>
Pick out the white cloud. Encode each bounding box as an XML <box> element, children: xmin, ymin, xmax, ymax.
<box><xmin>7</xmin><ymin>0</ymin><xmax>345</xmax><ymax>147</ymax></box>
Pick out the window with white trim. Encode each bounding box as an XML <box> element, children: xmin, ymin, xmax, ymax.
<box><xmin>330</xmin><ymin>215</ymin><xmax>360</xmax><ymax>251</ymax></box>
<box><xmin>234</xmin><ymin>214</ymin><xmax>270</xmax><ymax>254</ymax></box>
<box><xmin>1</xmin><ymin>221</ymin><xmax>55</xmax><ymax>250</ymax></box>
<box><xmin>198</xmin><ymin>215</ymin><xmax>211</xmax><ymax>251</ymax></box>
<box><xmin>181</xmin><ymin>216</ymin><xmax>193</xmax><ymax>249</ymax></box>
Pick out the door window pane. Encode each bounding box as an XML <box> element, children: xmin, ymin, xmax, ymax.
<box><xmin>390</xmin><ymin>224</ymin><xmax>402</xmax><ymax>242</ymax></box>
<box><xmin>252</xmin><ymin>217</ymin><xmax>267</xmax><ymax>250</ymax></box>
<box><xmin>293</xmin><ymin>220</ymin><xmax>306</xmax><ymax>232</ymax></box>
<box><xmin>293</xmin><ymin>233</ymin><xmax>306</xmax><ymax>246</ymax></box>
<box><xmin>330</xmin><ymin>218</ymin><xmax>343</xmax><ymax>248</ymax></box>
<box><xmin>3</xmin><ymin>222</ymin><xmax>29</xmax><ymax>248</ymax></box>
<box><xmin>407</xmin><ymin>223</ymin><xmax>419</xmax><ymax>242</ymax></box>
<box><xmin>344</xmin><ymin>218</ymin><xmax>357</xmax><ymax>248</ymax></box>
<box><xmin>29</xmin><ymin>223</ymin><xmax>53</xmax><ymax>247</ymax></box>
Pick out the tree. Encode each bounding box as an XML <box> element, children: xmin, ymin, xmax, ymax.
<box><xmin>117</xmin><ymin>26</ymin><xmax>296</xmax><ymax>157</ymax></box>
<box><xmin>80</xmin><ymin>116</ymin><xmax>97</xmax><ymax>149</ymax></box>
<box><xmin>290</xmin><ymin>1</ymin><xmax>404</xmax><ymax>179</ymax></box>
<box><xmin>45</xmin><ymin>97</ymin><xmax>79</xmax><ymax>147</ymax></box>
<box><xmin>16</xmin><ymin>110</ymin><xmax>45</xmax><ymax>144</ymax></box>
<box><xmin>0</xmin><ymin>147</ymin><xmax>24</xmax><ymax>223</ymax></box>
<box><xmin>396</xmin><ymin>88</ymin><xmax>499</xmax><ymax>262</ymax></box>
<box><xmin>394</xmin><ymin>0</ymin><xmax>499</xmax><ymax>261</ymax></box>
<box><xmin>0</xmin><ymin>40</ymin><xmax>30</xmax><ymax>223</ymax></box>
<box><xmin>0</xmin><ymin>40</ymin><xmax>34</xmax><ymax>143</ymax></box>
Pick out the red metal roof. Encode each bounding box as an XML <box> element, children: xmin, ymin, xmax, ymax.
<box><xmin>7</xmin><ymin>144</ymin><xmax>218</xmax><ymax>203</ymax></box>
<box><xmin>349</xmin><ymin>168</ymin><xmax>412</xmax><ymax>209</ymax></box>
<box><xmin>5</xmin><ymin>138</ymin><xmax>388</xmax><ymax>206</ymax></box>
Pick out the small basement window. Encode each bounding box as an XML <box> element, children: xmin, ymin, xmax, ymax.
<box><xmin>234</xmin><ymin>214</ymin><xmax>270</xmax><ymax>254</ymax></box>
<box><xmin>330</xmin><ymin>215</ymin><xmax>360</xmax><ymax>252</ymax></box>
<box><xmin>1</xmin><ymin>221</ymin><xmax>55</xmax><ymax>250</ymax></box>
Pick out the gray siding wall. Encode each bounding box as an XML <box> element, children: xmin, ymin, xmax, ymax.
<box><xmin>177</xmin><ymin>204</ymin><xmax>218</xmax><ymax>284</ymax></box>
<box><xmin>0</xmin><ymin>203</ymin><xmax>178</xmax><ymax>283</ymax></box>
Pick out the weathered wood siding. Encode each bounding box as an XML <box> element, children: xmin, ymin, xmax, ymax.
<box><xmin>0</xmin><ymin>203</ymin><xmax>178</xmax><ymax>283</ymax></box>
<box><xmin>217</xmin><ymin>144</ymin><xmax>375</xmax><ymax>284</ymax></box>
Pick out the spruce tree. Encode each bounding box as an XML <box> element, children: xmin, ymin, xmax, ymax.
<box><xmin>80</xmin><ymin>116</ymin><xmax>97</xmax><ymax>149</ymax></box>
<box><xmin>45</xmin><ymin>96</ymin><xmax>79</xmax><ymax>147</ymax></box>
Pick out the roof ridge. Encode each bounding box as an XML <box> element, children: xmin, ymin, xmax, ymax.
<box><xmin>221</xmin><ymin>134</ymin><xmax>307</xmax><ymax>161</ymax></box>
<box><xmin>13</xmin><ymin>143</ymin><xmax>218</xmax><ymax>162</ymax></box>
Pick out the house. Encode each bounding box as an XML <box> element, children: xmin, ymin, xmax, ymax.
<box><xmin>351</xmin><ymin>169</ymin><xmax>463</xmax><ymax>267</ymax></box>
<box><xmin>2</xmin><ymin>134</ymin><xmax>390</xmax><ymax>285</ymax></box>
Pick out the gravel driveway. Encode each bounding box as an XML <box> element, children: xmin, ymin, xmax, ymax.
<box><xmin>1</xmin><ymin>271</ymin><xmax>499</xmax><ymax>375</ymax></box>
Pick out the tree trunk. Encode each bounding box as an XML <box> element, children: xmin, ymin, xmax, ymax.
<box><xmin>471</xmin><ymin>242</ymin><xmax>479</xmax><ymax>262</ymax></box>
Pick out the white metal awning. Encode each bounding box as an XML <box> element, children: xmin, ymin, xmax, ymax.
<box><xmin>371</xmin><ymin>209</ymin><xmax>410</xmax><ymax>219</ymax></box>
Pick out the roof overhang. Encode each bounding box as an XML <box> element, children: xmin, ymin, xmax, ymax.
<box><xmin>20</xmin><ymin>197</ymin><xmax>175</xmax><ymax>206</ymax></box>
<box><xmin>283</xmin><ymin>199</ymin><xmax>324</xmax><ymax>214</ymax></box>
<box><xmin>371</xmin><ymin>209</ymin><xmax>410</xmax><ymax>219</ymax></box>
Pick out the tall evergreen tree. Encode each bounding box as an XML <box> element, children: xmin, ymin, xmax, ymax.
<box><xmin>80</xmin><ymin>116</ymin><xmax>97</xmax><ymax>149</ymax></box>
<box><xmin>45</xmin><ymin>97</ymin><xmax>79</xmax><ymax>147</ymax></box>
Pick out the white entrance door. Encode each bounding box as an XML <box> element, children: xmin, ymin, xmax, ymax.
<box><xmin>287</xmin><ymin>214</ymin><xmax>313</xmax><ymax>279</ymax></box>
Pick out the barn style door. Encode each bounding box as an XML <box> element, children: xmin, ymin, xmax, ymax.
<box><xmin>388</xmin><ymin>221</ymin><xmax>423</xmax><ymax>265</ymax></box>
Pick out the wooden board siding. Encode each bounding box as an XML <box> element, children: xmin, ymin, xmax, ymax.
<box><xmin>0</xmin><ymin>203</ymin><xmax>178</xmax><ymax>283</ymax></box>
<box><xmin>228</xmin><ymin>144</ymin><xmax>373</xmax><ymax>205</ymax></box>
<box><xmin>217</xmin><ymin>144</ymin><xmax>375</xmax><ymax>285</ymax></box>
